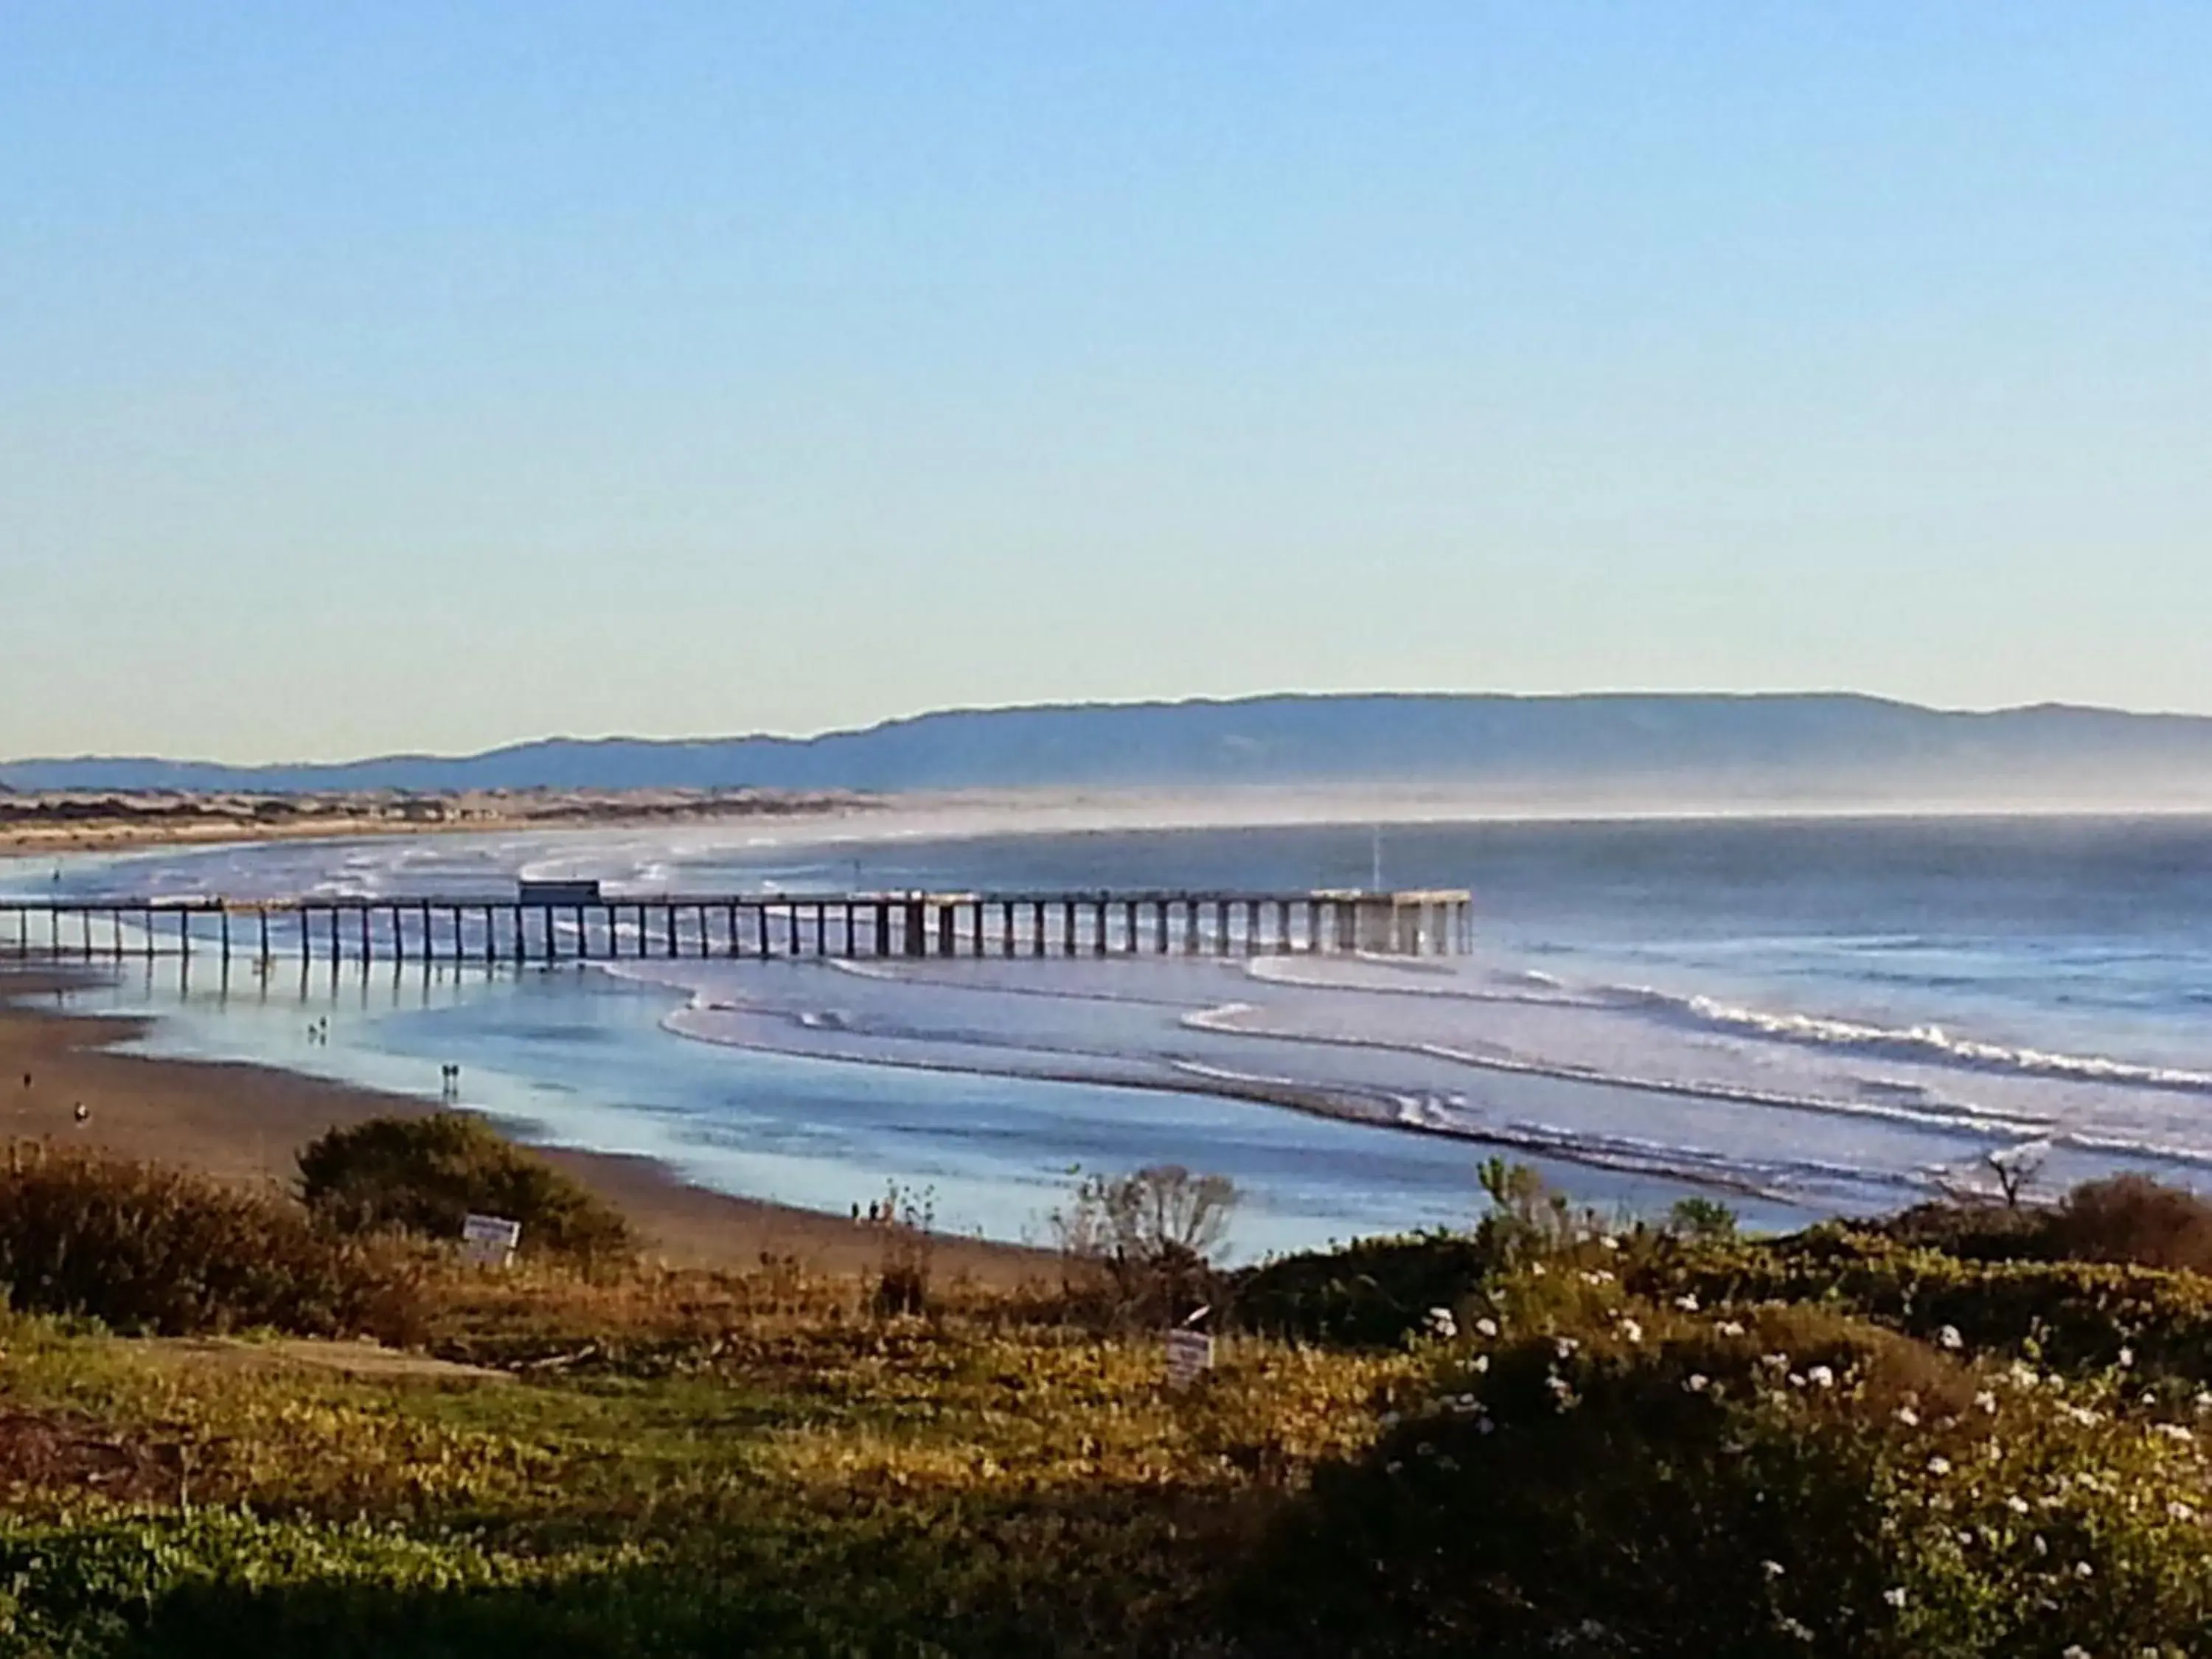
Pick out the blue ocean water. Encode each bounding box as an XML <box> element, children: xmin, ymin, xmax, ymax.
<box><xmin>8</xmin><ymin>811</ymin><xmax>2212</xmax><ymax>1255</ymax></box>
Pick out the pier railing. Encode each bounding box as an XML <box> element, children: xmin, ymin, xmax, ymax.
<box><xmin>1</xmin><ymin>889</ymin><xmax>1472</xmax><ymax>967</ymax></box>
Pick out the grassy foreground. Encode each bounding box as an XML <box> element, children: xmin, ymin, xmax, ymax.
<box><xmin>10</xmin><ymin>1143</ymin><xmax>2212</xmax><ymax>1652</ymax></box>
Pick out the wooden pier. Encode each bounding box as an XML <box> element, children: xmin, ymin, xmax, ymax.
<box><xmin>1</xmin><ymin>888</ymin><xmax>1472</xmax><ymax>968</ymax></box>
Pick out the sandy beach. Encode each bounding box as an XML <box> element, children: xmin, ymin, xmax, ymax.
<box><xmin>0</xmin><ymin>968</ymin><xmax>1049</xmax><ymax>1287</ymax></box>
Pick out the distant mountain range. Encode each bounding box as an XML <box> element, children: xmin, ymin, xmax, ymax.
<box><xmin>8</xmin><ymin>694</ymin><xmax>2212</xmax><ymax>808</ymax></box>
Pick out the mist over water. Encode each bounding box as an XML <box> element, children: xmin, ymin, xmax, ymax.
<box><xmin>10</xmin><ymin>810</ymin><xmax>2212</xmax><ymax>1254</ymax></box>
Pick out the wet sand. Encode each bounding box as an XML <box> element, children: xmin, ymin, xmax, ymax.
<box><xmin>0</xmin><ymin>970</ymin><xmax>1050</xmax><ymax>1288</ymax></box>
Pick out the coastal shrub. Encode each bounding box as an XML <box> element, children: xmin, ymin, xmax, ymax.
<box><xmin>869</xmin><ymin>1180</ymin><xmax>935</xmax><ymax>1318</ymax></box>
<box><xmin>1875</xmin><ymin>1197</ymin><xmax>2053</xmax><ymax>1261</ymax></box>
<box><xmin>1640</xmin><ymin>1225</ymin><xmax>2212</xmax><ymax>1383</ymax></box>
<box><xmin>1874</xmin><ymin>1175</ymin><xmax>2212</xmax><ymax>1274</ymax></box>
<box><xmin>1233</xmin><ymin>1232</ymin><xmax>1500</xmax><ymax>1349</ymax></box>
<box><xmin>1233</xmin><ymin>1164</ymin><xmax>1665</xmax><ymax>1350</ymax></box>
<box><xmin>1239</xmin><ymin>1272</ymin><xmax>2212</xmax><ymax>1656</ymax></box>
<box><xmin>0</xmin><ymin>1151</ymin><xmax>413</xmax><ymax>1339</ymax></box>
<box><xmin>2048</xmin><ymin>1172</ymin><xmax>2212</xmax><ymax>1273</ymax></box>
<box><xmin>297</xmin><ymin>1113</ymin><xmax>633</xmax><ymax>1263</ymax></box>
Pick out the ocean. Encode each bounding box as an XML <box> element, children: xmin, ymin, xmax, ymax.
<box><xmin>7</xmin><ymin>810</ymin><xmax>2211</xmax><ymax>1259</ymax></box>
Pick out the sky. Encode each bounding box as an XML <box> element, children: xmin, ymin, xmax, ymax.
<box><xmin>3</xmin><ymin>4</ymin><xmax>2208</xmax><ymax>763</ymax></box>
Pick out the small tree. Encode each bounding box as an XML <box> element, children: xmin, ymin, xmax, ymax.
<box><xmin>298</xmin><ymin>1113</ymin><xmax>633</xmax><ymax>1263</ymax></box>
<box><xmin>871</xmin><ymin>1180</ymin><xmax>936</xmax><ymax>1318</ymax></box>
<box><xmin>1051</xmin><ymin>1165</ymin><xmax>1237</xmax><ymax>1325</ymax></box>
<box><xmin>1669</xmin><ymin>1195</ymin><xmax>1739</xmax><ymax>1241</ymax></box>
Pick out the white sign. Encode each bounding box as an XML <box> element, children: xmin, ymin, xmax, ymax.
<box><xmin>460</xmin><ymin>1213</ymin><xmax>522</xmax><ymax>1267</ymax></box>
<box><xmin>1164</xmin><ymin>1329</ymin><xmax>1214</xmax><ymax>1390</ymax></box>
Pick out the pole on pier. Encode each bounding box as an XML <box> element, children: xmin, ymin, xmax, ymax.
<box><xmin>358</xmin><ymin>907</ymin><xmax>371</xmax><ymax>964</ymax></box>
<box><xmin>219</xmin><ymin>908</ymin><xmax>232</xmax><ymax>964</ymax></box>
<box><xmin>257</xmin><ymin>908</ymin><xmax>271</xmax><ymax>966</ymax></box>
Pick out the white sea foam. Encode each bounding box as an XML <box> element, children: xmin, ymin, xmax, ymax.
<box><xmin>1617</xmin><ymin>985</ymin><xmax>2212</xmax><ymax>1097</ymax></box>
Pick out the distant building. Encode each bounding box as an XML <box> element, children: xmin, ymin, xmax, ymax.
<box><xmin>518</xmin><ymin>879</ymin><xmax>602</xmax><ymax>905</ymax></box>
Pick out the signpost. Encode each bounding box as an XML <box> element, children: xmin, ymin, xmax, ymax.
<box><xmin>1164</xmin><ymin>1329</ymin><xmax>1213</xmax><ymax>1390</ymax></box>
<box><xmin>461</xmin><ymin>1213</ymin><xmax>522</xmax><ymax>1268</ymax></box>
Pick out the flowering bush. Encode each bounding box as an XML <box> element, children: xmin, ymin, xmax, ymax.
<box><xmin>1232</xmin><ymin>1231</ymin><xmax>1502</xmax><ymax>1349</ymax></box>
<box><xmin>1241</xmin><ymin>1262</ymin><xmax>2212</xmax><ymax>1656</ymax></box>
<box><xmin>1642</xmin><ymin>1226</ymin><xmax>2212</xmax><ymax>1383</ymax></box>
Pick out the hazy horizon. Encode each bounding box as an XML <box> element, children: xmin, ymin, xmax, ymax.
<box><xmin>15</xmin><ymin>686</ymin><xmax>2212</xmax><ymax>771</ymax></box>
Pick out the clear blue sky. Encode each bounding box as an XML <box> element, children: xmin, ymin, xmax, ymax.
<box><xmin>4</xmin><ymin>4</ymin><xmax>2206</xmax><ymax>762</ymax></box>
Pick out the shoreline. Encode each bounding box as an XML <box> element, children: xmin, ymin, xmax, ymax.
<box><xmin>16</xmin><ymin>788</ymin><xmax>2212</xmax><ymax>868</ymax></box>
<box><xmin>0</xmin><ymin>967</ymin><xmax>1052</xmax><ymax>1288</ymax></box>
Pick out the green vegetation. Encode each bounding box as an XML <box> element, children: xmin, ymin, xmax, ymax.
<box><xmin>0</xmin><ymin>1150</ymin><xmax>414</xmax><ymax>1339</ymax></box>
<box><xmin>7</xmin><ymin>1138</ymin><xmax>2212</xmax><ymax>1652</ymax></box>
<box><xmin>297</xmin><ymin>1112</ymin><xmax>634</xmax><ymax>1262</ymax></box>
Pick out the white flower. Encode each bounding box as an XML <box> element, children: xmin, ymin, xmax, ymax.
<box><xmin>1471</xmin><ymin>1354</ymin><xmax>1490</xmax><ymax>1374</ymax></box>
<box><xmin>2063</xmin><ymin>1648</ymin><xmax>2089</xmax><ymax>1659</ymax></box>
<box><xmin>1975</xmin><ymin>1391</ymin><xmax>1997</xmax><ymax>1414</ymax></box>
<box><xmin>1937</xmin><ymin>1324</ymin><xmax>1963</xmax><ymax>1351</ymax></box>
<box><xmin>1475</xmin><ymin>1317</ymin><xmax>1499</xmax><ymax>1339</ymax></box>
<box><xmin>1760</xmin><ymin>1559</ymin><xmax>1786</xmax><ymax>1579</ymax></box>
<box><xmin>1619</xmin><ymin>1318</ymin><xmax>1644</xmax><ymax>1345</ymax></box>
<box><xmin>1555</xmin><ymin>1336</ymin><xmax>1579</xmax><ymax>1360</ymax></box>
<box><xmin>1927</xmin><ymin>1455</ymin><xmax>1952</xmax><ymax>1477</ymax></box>
<box><xmin>2007</xmin><ymin>1496</ymin><xmax>2031</xmax><ymax>1515</ymax></box>
<box><xmin>1896</xmin><ymin>1406</ymin><xmax>1921</xmax><ymax>1427</ymax></box>
<box><xmin>1674</xmin><ymin>1293</ymin><xmax>1700</xmax><ymax>1312</ymax></box>
<box><xmin>2118</xmin><ymin>1346</ymin><xmax>2135</xmax><ymax>1369</ymax></box>
<box><xmin>2074</xmin><ymin>1561</ymin><xmax>2095</xmax><ymax>1579</ymax></box>
<box><xmin>1806</xmin><ymin>1365</ymin><xmax>1834</xmax><ymax>1389</ymax></box>
<box><xmin>1424</xmin><ymin>1307</ymin><xmax>1458</xmax><ymax>1340</ymax></box>
<box><xmin>1600</xmin><ymin>1234</ymin><xmax>1621</xmax><ymax>1251</ymax></box>
<box><xmin>1717</xmin><ymin>1319</ymin><xmax>1746</xmax><ymax>1337</ymax></box>
<box><xmin>2169</xmin><ymin>1500</ymin><xmax>2197</xmax><ymax>1522</ymax></box>
<box><xmin>1882</xmin><ymin>1587</ymin><xmax>1907</xmax><ymax>1609</ymax></box>
<box><xmin>1686</xmin><ymin>1374</ymin><xmax>1711</xmax><ymax>1394</ymax></box>
<box><xmin>2154</xmin><ymin>1422</ymin><xmax>2196</xmax><ymax>1443</ymax></box>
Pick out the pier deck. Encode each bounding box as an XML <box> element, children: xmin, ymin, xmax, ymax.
<box><xmin>2</xmin><ymin>889</ymin><xmax>1472</xmax><ymax>967</ymax></box>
